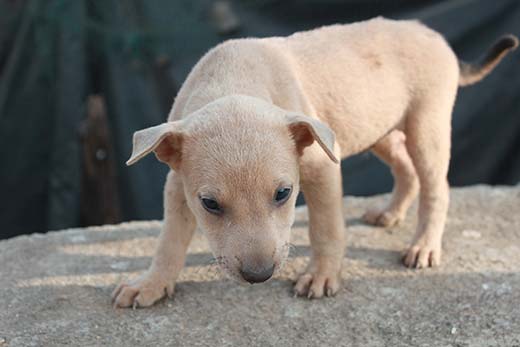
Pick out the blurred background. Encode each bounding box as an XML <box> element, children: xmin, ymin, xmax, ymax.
<box><xmin>0</xmin><ymin>0</ymin><xmax>519</xmax><ymax>239</ymax></box>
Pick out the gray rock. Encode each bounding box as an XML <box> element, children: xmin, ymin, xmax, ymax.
<box><xmin>1</xmin><ymin>185</ymin><xmax>519</xmax><ymax>346</ymax></box>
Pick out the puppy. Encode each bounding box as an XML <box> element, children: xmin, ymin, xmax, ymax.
<box><xmin>112</xmin><ymin>17</ymin><xmax>518</xmax><ymax>308</ymax></box>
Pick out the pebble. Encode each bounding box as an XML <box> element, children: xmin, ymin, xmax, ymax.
<box><xmin>110</xmin><ymin>261</ymin><xmax>130</xmax><ymax>270</ymax></box>
<box><xmin>462</xmin><ymin>230</ymin><xmax>481</xmax><ymax>239</ymax></box>
<box><xmin>283</xmin><ymin>306</ymin><xmax>302</xmax><ymax>318</ymax></box>
<box><xmin>69</xmin><ymin>234</ymin><xmax>87</xmax><ymax>243</ymax></box>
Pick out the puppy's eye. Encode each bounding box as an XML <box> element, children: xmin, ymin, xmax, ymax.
<box><xmin>274</xmin><ymin>187</ymin><xmax>292</xmax><ymax>205</ymax></box>
<box><xmin>200</xmin><ymin>197</ymin><xmax>222</xmax><ymax>215</ymax></box>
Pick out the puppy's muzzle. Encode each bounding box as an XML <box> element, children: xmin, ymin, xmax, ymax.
<box><xmin>239</xmin><ymin>262</ymin><xmax>275</xmax><ymax>284</ymax></box>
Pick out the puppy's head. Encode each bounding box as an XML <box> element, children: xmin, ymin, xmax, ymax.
<box><xmin>128</xmin><ymin>95</ymin><xmax>338</xmax><ymax>283</ymax></box>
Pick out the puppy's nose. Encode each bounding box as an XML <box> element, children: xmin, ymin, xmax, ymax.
<box><xmin>240</xmin><ymin>263</ymin><xmax>275</xmax><ymax>284</ymax></box>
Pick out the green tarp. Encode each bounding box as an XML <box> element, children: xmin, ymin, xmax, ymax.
<box><xmin>1</xmin><ymin>0</ymin><xmax>519</xmax><ymax>238</ymax></box>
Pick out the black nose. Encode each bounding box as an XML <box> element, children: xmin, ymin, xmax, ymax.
<box><xmin>240</xmin><ymin>264</ymin><xmax>275</xmax><ymax>283</ymax></box>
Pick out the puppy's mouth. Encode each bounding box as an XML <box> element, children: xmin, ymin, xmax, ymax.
<box><xmin>212</xmin><ymin>256</ymin><xmax>248</xmax><ymax>283</ymax></box>
<box><xmin>213</xmin><ymin>245</ymin><xmax>290</xmax><ymax>284</ymax></box>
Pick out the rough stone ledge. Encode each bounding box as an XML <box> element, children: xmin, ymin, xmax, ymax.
<box><xmin>1</xmin><ymin>185</ymin><xmax>519</xmax><ymax>347</ymax></box>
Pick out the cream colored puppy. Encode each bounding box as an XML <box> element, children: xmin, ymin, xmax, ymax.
<box><xmin>112</xmin><ymin>17</ymin><xmax>518</xmax><ymax>308</ymax></box>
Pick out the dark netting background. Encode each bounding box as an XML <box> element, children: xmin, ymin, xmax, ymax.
<box><xmin>0</xmin><ymin>0</ymin><xmax>519</xmax><ymax>238</ymax></box>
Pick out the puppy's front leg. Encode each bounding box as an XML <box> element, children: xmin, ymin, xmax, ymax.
<box><xmin>294</xmin><ymin>145</ymin><xmax>345</xmax><ymax>298</ymax></box>
<box><xmin>112</xmin><ymin>171</ymin><xmax>196</xmax><ymax>308</ymax></box>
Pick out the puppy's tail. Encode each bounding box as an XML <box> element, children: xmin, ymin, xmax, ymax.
<box><xmin>459</xmin><ymin>34</ymin><xmax>518</xmax><ymax>87</ymax></box>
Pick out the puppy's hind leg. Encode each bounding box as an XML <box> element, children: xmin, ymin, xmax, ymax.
<box><xmin>362</xmin><ymin>130</ymin><xmax>419</xmax><ymax>227</ymax></box>
<box><xmin>402</xmin><ymin>95</ymin><xmax>455</xmax><ymax>269</ymax></box>
<box><xmin>294</xmin><ymin>144</ymin><xmax>346</xmax><ymax>299</ymax></box>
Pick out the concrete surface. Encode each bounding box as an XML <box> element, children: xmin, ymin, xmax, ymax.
<box><xmin>1</xmin><ymin>185</ymin><xmax>519</xmax><ymax>347</ymax></box>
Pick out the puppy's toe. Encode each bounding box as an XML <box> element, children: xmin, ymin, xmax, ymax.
<box><xmin>362</xmin><ymin>207</ymin><xmax>403</xmax><ymax>227</ymax></box>
<box><xmin>293</xmin><ymin>273</ymin><xmax>313</xmax><ymax>297</ymax></box>
<box><xmin>113</xmin><ymin>284</ymin><xmax>139</xmax><ymax>308</ymax></box>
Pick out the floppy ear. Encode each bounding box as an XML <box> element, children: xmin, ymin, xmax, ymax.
<box><xmin>286</xmin><ymin>113</ymin><xmax>339</xmax><ymax>163</ymax></box>
<box><xmin>126</xmin><ymin>121</ymin><xmax>185</xmax><ymax>169</ymax></box>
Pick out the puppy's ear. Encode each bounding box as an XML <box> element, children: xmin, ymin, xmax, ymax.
<box><xmin>126</xmin><ymin>121</ymin><xmax>185</xmax><ymax>170</ymax></box>
<box><xmin>286</xmin><ymin>114</ymin><xmax>339</xmax><ymax>163</ymax></box>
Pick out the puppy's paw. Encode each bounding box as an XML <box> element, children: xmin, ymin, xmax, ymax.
<box><xmin>362</xmin><ymin>207</ymin><xmax>403</xmax><ymax>227</ymax></box>
<box><xmin>112</xmin><ymin>272</ymin><xmax>174</xmax><ymax>308</ymax></box>
<box><xmin>402</xmin><ymin>239</ymin><xmax>441</xmax><ymax>269</ymax></box>
<box><xmin>293</xmin><ymin>258</ymin><xmax>342</xmax><ymax>299</ymax></box>
<box><xmin>294</xmin><ymin>271</ymin><xmax>341</xmax><ymax>299</ymax></box>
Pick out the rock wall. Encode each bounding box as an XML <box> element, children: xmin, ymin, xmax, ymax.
<box><xmin>1</xmin><ymin>185</ymin><xmax>519</xmax><ymax>346</ymax></box>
